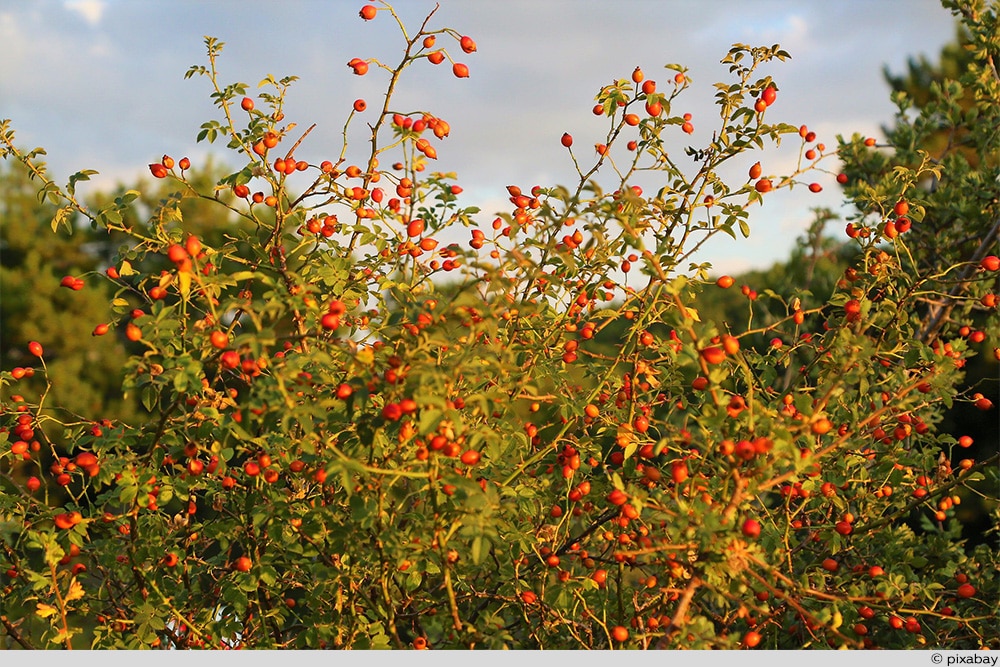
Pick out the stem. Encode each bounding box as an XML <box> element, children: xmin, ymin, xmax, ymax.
<box><xmin>857</xmin><ymin>452</ymin><xmax>999</xmax><ymax>535</ymax></box>
<box><xmin>146</xmin><ymin>577</ymin><xmax>215</xmax><ymax>646</ymax></box>
<box><xmin>0</xmin><ymin>615</ymin><xmax>35</xmax><ymax>649</ymax></box>
<box><xmin>665</xmin><ymin>576</ymin><xmax>701</xmax><ymax>636</ymax></box>
<box><xmin>47</xmin><ymin>561</ymin><xmax>73</xmax><ymax>650</ymax></box>
<box><xmin>918</xmin><ymin>215</ymin><xmax>1000</xmax><ymax>344</ymax></box>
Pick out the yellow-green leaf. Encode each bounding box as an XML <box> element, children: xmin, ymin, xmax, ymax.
<box><xmin>65</xmin><ymin>577</ymin><xmax>84</xmax><ymax>602</ymax></box>
<box><xmin>36</xmin><ymin>602</ymin><xmax>58</xmax><ymax>618</ymax></box>
<box><xmin>178</xmin><ymin>270</ymin><xmax>191</xmax><ymax>298</ymax></box>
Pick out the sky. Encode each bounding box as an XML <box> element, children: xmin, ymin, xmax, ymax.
<box><xmin>0</xmin><ymin>0</ymin><xmax>959</xmax><ymax>276</ymax></box>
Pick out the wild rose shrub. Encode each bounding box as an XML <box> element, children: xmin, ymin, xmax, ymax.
<box><xmin>0</xmin><ymin>0</ymin><xmax>996</xmax><ymax>650</ymax></box>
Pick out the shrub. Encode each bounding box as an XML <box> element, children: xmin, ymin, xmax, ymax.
<box><xmin>0</xmin><ymin>0</ymin><xmax>996</xmax><ymax>650</ymax></box>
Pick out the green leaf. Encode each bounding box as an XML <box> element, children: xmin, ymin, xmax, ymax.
<box><xmin>119</xmin><ymin>482</ymin><xmax>138</xmax><ymax>507</ymax></box>
<box><xmin>50</xmin><ymin>206</ymin><xmax>73</xmax><ymax>234</ymax></box>
<box><xmin>469</xmin><ymin>534</ymin><xmax>492</xmax><ymax>566</ymax></box>
<box><xmin>67</xmin><ymin>169</ymin><xmax>99</xmax><ymax>196</ymax></box>
<box><xmin>259</xmin><ymin>565</ymin><xmax>278</xmax><ymax>588</ymax></box>
<box><xmin>141</xmin><ymin>385</ymin><xmax>157</xmax><ymax>412</ymax></box>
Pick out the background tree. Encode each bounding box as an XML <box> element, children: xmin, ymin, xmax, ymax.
<box><xmin>883</xmin><ymin>21</ymin><xmax>986</xmax><ymax>169</ymax></box>
<box><xmin>0</xmin><ymin>160</ymin><xmax>134</xmax><ymax>427</ymax></box>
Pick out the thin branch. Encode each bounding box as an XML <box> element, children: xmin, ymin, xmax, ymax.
<box><xmin>0</xmin><ymin>615</ymin><xmax>35</xmax><ymax>650</ymax></box>
<box><xmin>654</xmin><ymin>575</ymin><xmax>702</xmax><ymax>648</ymax></box>
<box><xmin>857</xmin><ymin>452</ymin><xmax>1000</xmax><ymax>536</ymax></box>
<box><xmin>918</xmin><ymin>215</ymin><xmax>1000</xmax><ymax>343</ymax></box>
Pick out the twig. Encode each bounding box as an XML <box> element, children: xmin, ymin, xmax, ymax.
<box><xmin>918</xmin><ymin>216</ymin><xmax>1000</xmax><ymax>343</ymax></box>
<box><xmin>654</xmin><ymin>575</ymin><xmax>702</xmax><ymax>648</ymax></box>
<box><xmin>857</xmin><ymin>452</ymin><xmax>1000</xmax><ymax>535</ymax></box>
<box><xmin>0</xmin><ymin>615</ymin><xmax>35</xmax><ymax>649</ymax></box>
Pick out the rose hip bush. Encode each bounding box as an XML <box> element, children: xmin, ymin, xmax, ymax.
<box><xmin>1</xmin><ymin>0</ymin><xmax>997</xmax><ymax>650</ymax></box>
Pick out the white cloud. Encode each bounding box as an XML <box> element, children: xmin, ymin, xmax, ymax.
<box><xmin>64</xmin><ymin>0</ymin><xmax>106</xmax><ymax>26</ymax></box>
<box><xmin>0</xmin><ymin>11</ymin><xmax>15</xmax><ymax>37</ymax></box>
<box><xmin>0</xmin><ymin>10</ymin><xmax>26</xmax><ymax>48</ymax></box>
<box><xmin>754</xmin><ymin>14</ymin><xmax>810</xmax><ymax>56</ymax></box>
